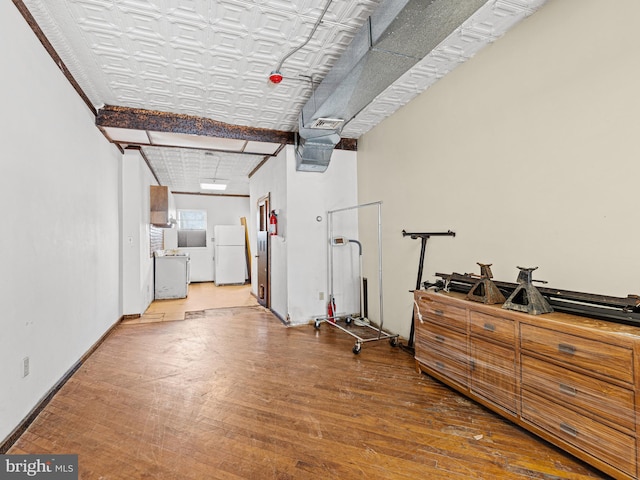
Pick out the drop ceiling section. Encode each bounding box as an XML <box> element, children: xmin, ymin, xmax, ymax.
<box><xmin>145</xmin><ymin>147</ymin><xmax>263</xmax><ymax>196</ymax></box>
<box><xmin>101</xmin><ymin>125</ymin><xmax>282</xmax><ymax>155</ymax></box>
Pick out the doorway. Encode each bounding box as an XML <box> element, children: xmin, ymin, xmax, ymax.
<box><xmin>256</xmin><ymin>195</ymin><xmax>270</xmax><ymax>308</ymax></box>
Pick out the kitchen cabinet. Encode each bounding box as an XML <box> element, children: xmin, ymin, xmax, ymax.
<box><xmin>414</xmin><ymin>290</ymin><xmax>640</xmax><ymax>480</ymax></box>
<box><xmin>150</xmin><ymin>185</ymin><xmax>176</xmax><ymax>227</ymax></box>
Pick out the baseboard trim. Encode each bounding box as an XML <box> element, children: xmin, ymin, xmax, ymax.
<box><xmin>270</xmin><ymin>309</ymin><xmax>290</xmax><ymax>326</ymax></box>
<box><xmin>0</xmin><ymin>315</ymin><xmax>123</xmax><ymax>453</ymax></box>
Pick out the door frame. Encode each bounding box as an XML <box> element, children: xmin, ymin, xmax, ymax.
<box><xmin>256</xmin><ymin>194</ymin><xmax>270</xmax><ymax>308</ymax></box>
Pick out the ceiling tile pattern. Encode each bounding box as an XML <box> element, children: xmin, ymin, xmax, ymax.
<box><xmin>23</xmin><ymin>0</ymin><xmax>381</xmax><ymax>131</ymax></box>
<box><xmin>144</xmin><ymin>146</ymin><xmax>265</xmax><ymax>195</ymax></box>
<box><xmin>20</xmin><ymin>0</ymin><xmax>547</xmax><ymax>194</ymax></box>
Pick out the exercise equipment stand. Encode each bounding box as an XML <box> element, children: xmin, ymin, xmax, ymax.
<box><xmin>400</xmin><ymin>229</ymin><xmax>456</xmax><ymax>355</ymax></box>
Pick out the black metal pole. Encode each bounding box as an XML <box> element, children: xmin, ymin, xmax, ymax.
<box><xmin>406</xmin><ymin>236</ymin><xmax>428</xmax><ymax>349</ymax></box>
<box><xmin>400</xmin><ymin>230</ymin><xmax>455</xmax><ymax>355</ymax></box>
<box><xmin>362</xmin><ymin>277</ymin><xmax>368</xmax><ymax>319</ymax></box>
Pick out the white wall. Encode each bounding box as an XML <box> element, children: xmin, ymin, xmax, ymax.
<box><xmin>167</xmin><ymin>194</ymin><xmax>250</xmax><ymax>282</ymax></box>
<box><xmin>250</xmin><ymin>146</ymin><xmax>358</xmax><ymax>325</ymax></box>
<box><xmin>250</xmin><ymin>150</ymin><xmax>288</xmax><ymax>317</ymax></box>
<box><xmin>0</xmin><ymin>2</ymin><xmax>121</xmax><ymax>443</ymax></box>
<box><xmin>358</xmin><ymin>0</ymin><xmax>640</xmax><ymax>339</ymax></box>
<box><xmin>121</xmin><ymin>150</ymin><xmax>156</xmax><ymax>315</ymax></box>
<box><xmin>285</xmin><ymin>148</ymin><xmax>359</xmax><ymax>324</ymax></box>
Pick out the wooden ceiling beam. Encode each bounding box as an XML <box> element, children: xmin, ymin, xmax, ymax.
<box><xmin>96</xmin><ymin>105</ymin><xmax>357</xmax><ymax>151</ymax></box>
<box><xmin>96</xmin><ymin>105</ymin><xmax>292</xmax><ymax>144</ymax></box>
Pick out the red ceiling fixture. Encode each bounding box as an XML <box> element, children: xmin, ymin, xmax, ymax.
<box><xmin>268</xmin><ymin>0</ymin><xmax>333</xmax><ymax>85</ymax></box>
<box><xmin>269</xmin><ymin>71</ymin><xmax>283</xmax><ymax>84</ymax></box>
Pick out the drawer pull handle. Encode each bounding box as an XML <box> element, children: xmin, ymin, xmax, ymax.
<box><xmin>560</xmin><ymin>422</ymin><xmax>578</xmax><ymax>437</ymax></box>
<box><xmin>435</xmin><ymin>335</ymin><xmax>445</xmax><ymax>343</ymax></box>
<box><xmin>434</xmin><ymin>309</ymin><xmax>444</xmax><ymax>316</ymax></box>
<box><xmin>483</xmin><ymin>323</ymin><xmax>496</xmax><ymax>332</ymax></box>
<box><xmin>559</xmin><ymin>383</ymin><xmax>577</xmax><ymax>396</ymax></box>
<box><xmin>558</xmin><ymin>343</ymin><xmax>576</xmax><ymax>355</ymax></box>
<box><xmin>435</xmin><ymin>361</ymin><xmax>445</xmax><ymax>370</ymax></box>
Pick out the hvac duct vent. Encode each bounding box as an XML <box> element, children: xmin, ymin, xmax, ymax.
<box><xmin>296</xmin><ymin>0</ymin><xmax>488</xmax><ymax>172</ymax></box>
<box><xmin>310</xmin><ymin>118</ymin><xmax>345</xmax><ymax>130</ymax></box>
<box><xmin>295</xmin><ymin>130</ymin><xmax>340</xmax><ymax>172</ymax></box>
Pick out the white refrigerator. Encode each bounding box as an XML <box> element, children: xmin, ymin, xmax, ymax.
<box><xmin>214</xmin><ymin>225</ymin><xmax>246</xmax><ymax>286</ymax></box>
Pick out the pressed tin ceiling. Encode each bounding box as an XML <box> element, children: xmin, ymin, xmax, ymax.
<box><xmin>18</xmin><ymin>0</ymin><xmax>547</xmax><ymax>195</ymax></box>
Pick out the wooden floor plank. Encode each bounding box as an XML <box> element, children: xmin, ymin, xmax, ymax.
<box><xmin>8</xmin><ymin>285</ymin><xmax>610</xmax><ymax>479</ymax></box>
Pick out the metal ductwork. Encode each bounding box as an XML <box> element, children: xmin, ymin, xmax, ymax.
<box><xmin>295</xmin><ymin>0</ymin><xmax>487</xmax><ymax>172</ymax></box>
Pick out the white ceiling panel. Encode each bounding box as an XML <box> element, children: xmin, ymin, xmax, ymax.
<box><xmin>102</xmin><ymin>126</ymin><xmax>150</xmax><ymax>144</ymax></box>
<box><xmin>148</xmin><ymin>132</ymin><xmax>246</xmax><ymax>151</ymax></box>
<box><xmin>144</xmin><ymin>146</ymin><xmax>264</xmax><ymax>195</ymax></box>
<box><xmin>244</xmin><ymin>141</ymin><xmax>281</xmax><ymax>155</ymax></box>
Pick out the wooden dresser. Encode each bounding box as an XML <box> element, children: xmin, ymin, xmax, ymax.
<box><xmin>414</xmin><ymin>290</ymin><xmax>640</xmax><ymax>480</ymax></box>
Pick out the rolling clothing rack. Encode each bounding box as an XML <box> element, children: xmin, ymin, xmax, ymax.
<box><xmin>314</xmin><ymin>201</ymin><xmax>399</xmax><ymax>354</ymax></box>
<box><xmin>400</xmin><ymin>229</ymin><xmax>456</xmax><ymax>354</ymax></box>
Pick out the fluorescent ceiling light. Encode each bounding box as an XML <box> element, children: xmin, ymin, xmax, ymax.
<box><xmin>200</xmin><ymin>182</ymin><xmax>227</xmax><ymax>191</ymax></box>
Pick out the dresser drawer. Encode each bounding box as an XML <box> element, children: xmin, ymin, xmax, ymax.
<box><xmin>521</xmin><ymin>354</ymin><xmax>635</xmax><ymax>431</ymax></box>
<box><xmin>471</xmin><ymin>339</ymin><xmax>516</xmax><ymax>413</ymax></box>
<box><xmin>415</xmin><ymin>320</ymin><xmax>467</xmax><ymax>354</ymax></box>
<box><xmin>415</xmin><ymin>294</ymin><xmax>467</xmax><ymax>332</ymax></box>
<box><xmin>522</xmin><ymin>390</ymin><xmax>636</xmax><ymax>477</ymax></box>
<box><xmin>415</xmin><ymin>346</ymin><xmax>469</xmax><ymax>388</ymax></box>
<box><xmin>415</xmin><ymin>318</ymin><xmax>469</xmax><ymax>388</ymax></box>
<box><xmin>520</xmin><ymin>324</ymin><xmax>633</xmax><ymax>383</ymax></box>
<box><xmin>470</xmin><ymin>311</ymin><xmax>515</xmax><ymax>344</ymax></box>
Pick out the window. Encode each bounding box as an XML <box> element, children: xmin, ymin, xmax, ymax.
<box><xmin>177</xmin><ymin>210</ymin><xmax>207</xmax><ymax>230</ymax></box>
<box><xmin>177</xmin><ymin>210</ymin><xmax>207</xmax><ymax>248</ymax></box>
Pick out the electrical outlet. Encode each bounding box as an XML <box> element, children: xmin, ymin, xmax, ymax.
<box><xmin>22</xmin><ymin>356</ymin><xmax>30</xmax><ymax>378</ymax></box>
<box><xmin>319</xmin><ymin>292</ymin><xmax>324</xmax><ymax>301</ymax></box>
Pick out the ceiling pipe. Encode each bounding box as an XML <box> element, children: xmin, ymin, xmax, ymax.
<box><xmin>295</xmin><ymin>0</ymin><xmax>487</xmax><ymax>172</ymax></box>
<box><xmin>269</xmin><ymin>0</ymin><xmax>334</xmax><ymax>84</ymax></box>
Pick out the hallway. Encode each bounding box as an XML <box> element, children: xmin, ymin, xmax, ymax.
<box><xmin>124</xmin><ymin>282</ymin><xmax>259</xmax><ymax>324</ymax></box>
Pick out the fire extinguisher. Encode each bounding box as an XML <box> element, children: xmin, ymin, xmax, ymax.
<box><xmin>269</xmin><ymin>210</ymin><xmax>278</xmax><ymax>236</ymax></box>
<box><xmin>327</xmin><ymin>295</ymin><xmax>336</xmax><ymax>323</ymax></box>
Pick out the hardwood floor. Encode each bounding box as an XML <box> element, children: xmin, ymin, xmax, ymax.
<box><xmin>9</xmin><ymin>285</ymin><xmax>609</xmax><ymax>479</ymax></box>
<box><xmin>124</xmin><ymin>282</ymin><xmax>258</xmax><ymax>324</ymax></box>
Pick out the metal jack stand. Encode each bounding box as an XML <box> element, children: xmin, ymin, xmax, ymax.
<box><xmin>400</xmin><ymin>229</ymin><xmax>456</xmax><ymax>355</ymax></box>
